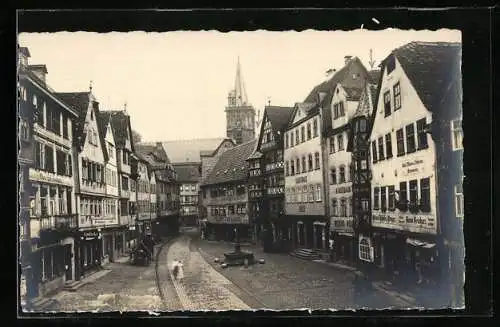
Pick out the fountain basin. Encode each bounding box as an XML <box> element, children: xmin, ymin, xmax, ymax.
<box><xmin>223</xmin><ymin>250</ymin><xmax>255</xmax><ymax>266</ymax></box>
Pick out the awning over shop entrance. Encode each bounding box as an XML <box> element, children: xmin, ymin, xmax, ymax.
<box><xmin>406</xmin><ymin>237</ymin><xmax>436</xmax><ymax>248</ymax></box>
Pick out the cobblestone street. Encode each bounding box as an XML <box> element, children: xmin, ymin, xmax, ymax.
<box><xmin>192</xmin><ymin>238</ymin><xmax>413</xmax><ymax>310</ymax></box>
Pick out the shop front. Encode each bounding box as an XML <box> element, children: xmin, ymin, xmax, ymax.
<box><xmin>290</xmin><ymin>216</ymin><xmax>325</xmax><ymax>249</ymax></box>
<box><xmin>75</xmin><ymin>230</ymin><xmax>102</xmax><ymax>280</ymax></box>
<box><xmin>206</xmin><ymin>215</ymin><xmax>252</xmax><ymax>242</ymax></box>
<box><xmin>330</xmin><ymin>216</ymin><xmax>356</xmax><ymax>264</ymax></box>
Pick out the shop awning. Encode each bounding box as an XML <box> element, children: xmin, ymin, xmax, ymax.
<box><xmin>406</xmin><ymin>238</ymin><xmax>436</xmax><ymax>248</ymax></box>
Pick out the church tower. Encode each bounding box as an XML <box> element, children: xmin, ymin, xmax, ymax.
<box><xmin>225</xmin><ymin>57</ymin><xmax>256</xmax><ymax>145</ymax></box>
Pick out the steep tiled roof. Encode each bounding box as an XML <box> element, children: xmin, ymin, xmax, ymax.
<box><xmin>19</xmin><ymin>47</ymin><xmax>31</xmax><ymax>57</ymax></box>
<box><xmin>343</xmin><ymin>86</ymin><xmax>363</xmax><ymax>101</ymax></box>
<box><xmin>97</xmin><ymin>111</ymin><xmax>111</xmax><ymax>139</ymax></box>
<box><xmin>173</xmin><ymin>163</ymin><xmax>200</xmax><ymax>183</ymax></box>
<box><xmin>353</xmin><ymin>83</ymin><xmax>378</xmax><ymax>119</ymax></box>
<box><xmin>56</xmin><ymin>92</ymin><xmax>101</xmax><ymax>151</ymax></box>
<box><xmin>161</xmin><ymin>138</ymin><xmax>231</xmax><ymax>163</ymax></box>
<box><xmin>368</xmin><ymin>69</ymin><xmax>382</xmax><ymax>84</ymax></box>
<box><xmin>202</xmin><ymin>139</ymin><xmax>257</xmax><ymax>186</ymax></box>
<box><xmin>103</xmin><ymin>110</ymin><xmax>134</xmax><ymax>151</ymax></box>
<box><xmin>390</xmin><ymin>41</ymin><xmax>461</xmax><ymax>114</ymax></box>
<box><xmin>265</xmin><ymin>106</ymin><xmax>295</xmax><ymax>132</ymax></box>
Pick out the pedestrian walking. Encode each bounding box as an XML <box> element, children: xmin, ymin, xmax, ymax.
<box><xmin>171</xmin><ymin>259</ymin><xmax>179</xmax><ymax>280</ymax></box>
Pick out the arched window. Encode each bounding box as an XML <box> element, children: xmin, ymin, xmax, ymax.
<box><xmin>339</xmin><ymin>165</ymin><xmax>346</xmax><ymax>183</ymax></box>
<box><xmin>330</xmin><ymin>168</ymin><xmax>337</xmax><ymax>185</ymax></box>
<box><xmin>359</xmin><ymin>238</ymin><xmax>372</xmax><ymax>262</ymax></box>
<box><xmin>313</xmin><ymin>119</ymin><xmax>318</xmax><ymax>137</ymax></box>
<box><xmin>307</xmin><ymin>123</ymin><xmax>312</xmax><ymax>140</ymax></box>
<box><xmin>314</xmin><ymin>152</ymin><xmax>320</xmax><ymax>170</ymax></box>
<box><xmin>302</xmin><ymin>156</ymin><xmax>306</xmax><ymax>173</ymax></box>
<box><xmin>332</xmin><ymin>199</ymin><xmax>338</xmax><ymax>216</ymax></box>
<box><xmin>340</xmin><ymin>198</ymin><xmax>347</xmax><ymax>216</ymax></box>
<box><xmin>296</xmin><ymin>158</ymin><xmax>300</xmax><ymax>174</ymax></box>
<box><xmin>301</xmin><ymin>126</ymin><xmax>305</xmax><ymax>143</ymax></box>
<box><xmin>290</xmin><ymin>160</ymin><xmax>295</xmax><ymax>175</ymax></box>
<box><xmin>308</xmin><ymin>154</ymin><xmax>313</xmax><ymax>171</ymax></box>
<box><xmin>290</xmin><ymin>131</ymin><xmax>294</xmax><ymax>147</ymax></box>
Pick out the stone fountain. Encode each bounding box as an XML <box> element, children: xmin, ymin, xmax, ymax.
<box><xmin>223</xmin><ymin>227</ymin><xmax>255</xmax><ymax>267</ymax></box>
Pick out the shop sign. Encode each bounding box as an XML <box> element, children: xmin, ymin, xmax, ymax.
<box><xmin>330</xmin><ymin>216</ymin><xmax>354</xmax><ymax>233</ymax></box>
<box><xmin>401</xmin><ymin>158</ymin><xmax>425</xmax><ymax>176</ymax></box>
<box><xmin>82</xmin><ymin>231</ymin><xmax>100</xmax><ymax>240</ymax></box>
<box><xmin>334</xmin><ymin>185</ymin><xmax>352</xmax><ymax>194</ymax></box>
<box><xmin>28</xmin><ymin>168</ymin><xmax>73</xmax><ymax>186</ymax></box>
<box><xmin>298</xmin><ymin>205</ymin><xmax>306</xmax><ymax>212</ymax></box>
<box><xmin>128</xmin><ymin>226</ymin><xmax>136</xmax><ymax>231</ymax></box>
<box><xmin>372</xmin><ymin>213</ymin><xmax>437</xmax><ymax>235</ymax></box>
<box><xmin>213</xmin><ymin>215</ymin><xmax>249</xmax><ymax>224</ymax></box>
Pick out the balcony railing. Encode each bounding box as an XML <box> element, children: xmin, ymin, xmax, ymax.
<box><xmin>39</xmin><ymin>214</ymin><xmax>78</xmax><ymax>231</ymax></box>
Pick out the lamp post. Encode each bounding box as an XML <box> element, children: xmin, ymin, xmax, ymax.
<box><xmin>234</xmin><ymin>226</ymin><xmax>241</xmax><ymax>253</ymax></box>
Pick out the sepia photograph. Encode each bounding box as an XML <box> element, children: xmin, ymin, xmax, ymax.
<box><xmin>17</xmin><ymin>17</ymin><xmax>465</xmax><ymax>313</ymax></box>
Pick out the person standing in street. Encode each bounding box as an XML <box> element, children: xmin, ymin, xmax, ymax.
<box><xmin>171</xmin><ymin>259</ymin><xmax>179</xmax><ymax>280</ymax></box>
<box><xmin>177</xmin><ymin>260</ymin><xmax>184</xmax><ymax>282</ymax></box>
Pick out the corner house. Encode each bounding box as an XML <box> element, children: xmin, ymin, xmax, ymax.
<box><xmin>369</xmin><ymin>41</ymin><xmax>462</xmax><ymax>287</ymax></box>
<box><xmin>200</xmin><ymin>139</ymin><xmax>257</xmax><ymax>243</ymax></box>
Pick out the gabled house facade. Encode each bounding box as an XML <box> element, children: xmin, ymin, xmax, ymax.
<box><xmin>19</xmin><ymin>47</ymin><xmax>79</xmax><ymax>298</ymax></box>
<box><xmin>248</xmin><ymin>105</ymin><xmax>294</xmax><ymax>252</ymax></box>
<box><xmin>200</xmin><ymin>140</ymin><xmax>257</xmax><ymax>242</ymax></box>
<box><xmin>55</xmin><ymin>90</ymin><xmax>109</xmax><ymax>279</ymax></box>
<box><xmin>173</xmin><ymin>163</ymin><xmax>201</xmax><ymax>226</ymax></box>
<box><xmin>97</xmin><ymin>112</ymin><xmax>125</xmax><ymax>264</ymax></box>
<box><xmin>284</xmin><ymin>102</ymin><xmax>325</xmax><ymax>250</ymax></box>
<box><xmin>368</xmin><ymin>42</ymin><xmax>463</xmax><ymax>304</ymax></box>
<box><xmin>136</xmin><ymin>142</ymin><xmax>180</xmax><ymax>238</ymax></box>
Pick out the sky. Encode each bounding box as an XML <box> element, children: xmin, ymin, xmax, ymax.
<box><xmin>18</xmin><ymin>29</ymin><xmax>461</xmax><ymax>142</ymax></box>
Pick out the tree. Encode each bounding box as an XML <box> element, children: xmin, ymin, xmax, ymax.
<box><xmin>132</xmin><ymin>129</ymin><xmax>142</xmax><ymax>144</ymax></box>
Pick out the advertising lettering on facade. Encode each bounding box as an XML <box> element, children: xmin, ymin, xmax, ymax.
<box><xmin>334</xmin><ymin>185</ymin><xmax>352</xmax><ymax>194</ymax></box>
<box><xmin>295</xmin><ymin>176</ymin><xmax>307</xmax><ymax>184</ymax></box>
<box><xmin>82</xmin><ymin>230</ymin><xmax>100</xmax><ymax>240</ymax></box>
<box><xmin>372</xmin><ymin>213</ymin><xmax>437</xmax><ymax>234</ymax></box>
<box><xmin>330</xmin><ymin>216</ymin><xmax>354</xmax><ymax>233</ymax></box>
<box><xmin>29</xmin><ymin>169</ymin><xmax>73</xmax><ymax>187</ymax></box>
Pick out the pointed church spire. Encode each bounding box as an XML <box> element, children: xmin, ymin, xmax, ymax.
<box><xmin>234</xmin><ymin>56</ymin><xmax>249</xmax><ymax>106</ymax></box>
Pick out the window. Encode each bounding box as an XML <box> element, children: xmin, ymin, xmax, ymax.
<box><xmin>385</xmin><ymin>133</ymin><xmax>393</xmax><ymax>159</ymax></box>
<box><xmin>62</xmin><ymin>118</ymin><xmax>68</xmax><ymax>139</ymax></box>
<box><xmin>308</xmin><ymin>154</ymin><xmax>313</xmax><ymax>171</ymax></box>
<box><xmin>420</xmin><ymin>178</ymin><xmax>431</xmax><ymax>212</ymax></box>
<box><xmin>299</xmin><ymin>156</ymin><xmax>305</xmax><ymax>173</ymax></box>
<box><xmin>339</xmin><ymin>166</ymin><xmax>346</xmax><ymax>183</ymax></box>
<box><xmin>452</xmin><ymin>119</ymin><xmax>463</xmax><ymax>150</ymax></box>
<box><xmin>290</xmin><ymin>160</ymin><xmax>295</xmax><ymax>175</ymax></box>
<box><xmin>399</xmin><ymin>181</ymin><xmax>408</xmax><ymax>211</ymax></box>
<box><xmin>314</xmin><ymin>152</ymin><xmax>320</xmax><ymax>170</ymax></box>
<box><xmin>285</xmin><ymin>161</ymin><xmax>289</xmax><ymax>176</ymax></box>
<box><xmin>380</xmin><ymin>186</ymin><xmax>387</xmax><ymax>212</ymax></box>
<box><xmin>330</xmin><ymin>168</ymin><xmax>337</xmax><ymax>185</ymax></box>
<box><xmin>301</xmin><ymin>126</ymin><xmax>305</xmax><ymax>143</ymax></box>
<box><xmin>455</xmin><ymin>183</ymin><xmax>464</xmax><ymax>217</ymax></box>
<box><xmin>396</xmin><ymin>128</ymin><xmax>405</xmax><ymax>156</ymax></box>
<box><xmin>388</xmin><ymin>186</ymin><xmax>395</xmax><ymax>211</ymax></box>
<box><xmin>333</xmin><ymin>103</ymin><xmax>339</xmax><ymax>119</ymax></box>
<box><xmin>316</xmin><ymin>184</ymin><xmax>321</xmax><ymax>201</ymax></box>
<box><xmin>339</xmin><ymin>102</ymin><xmax>345</xmax><ymax>117</ymax></box>
<box><xmin>313</xmin><ymin>119</ymin><xmax>318</xmax><ymax>137</ymax></box>
<box><xmin>340</xmin><ymin>198</ymin><xmax>347</xmax><ymax>216</ymax></box>
<box><xmin>52</xmin><ymin>111</ymin><xmax>61</xmax><ymax>135</ymax></box>
<box><xmin>308</xmin><ymin>185</ymin><xmax>314</xmax><ymax>202</ymax></box>
<box><xmin>371</xmin><ymin>141</ymin><xmax>378</xmax><ymax>163</ymax></box>
<box><xmin>45</xmin><ymin>145</ymin><xmax>54</xmax><ymax>173</ymax></box>
<box><xmin>393</xmin><ymin>82</ymin><xmax>401</xmax><ymax>110</ymax></box>
<box><xmin>290</xmin><ymin>131</ymin><xmax>294</xmax><ymax>147</ymax></box>
<box><xmin>359</xmin><ymin>118</ymin><xmax>366</xmax><ymax>132</ymax></box>
<box><xmin>409</xmin><ymin>180</ymin><xmax>418</xmax><ymax>212</ymax></box>
<box><xmin>416</xmin><ymin>118</ymin><xmax>428</xmax><ymax>150</ymax></box>
<box><xmin>359</xmin><ymin>238</ymin><xmax>372</xmax><ymax>262</ymax></box>
<box><xmin>383</xmin><ymin>90</ymin><xmax>391</xmax><ymax>117</ymax></box>
<box><xmin>373</xmin><ymin>187</ymin><xmax>380</xmax><ymax>210</ymax></box>
<box><xmin>307</xmin><ymin>123</ymin><xmax>312</xmax><ymax>140</ymax></box>
<box><xmin>32</xmin><ymin>94</ymin><xmax>38</xmax><ymax>108</ymax></box>
<box><xmin>285</xmin><ymin>134</ymin><xmax>289</xmax><ymax>148</ymax></box>
<box><xmin>405</xmin><ymin>124</ymin><xmax>416</xmax><ymax>153</ymax></box>
<box><xmin>332</xmin><ymin>199</ymin><xmax>338</xmax><ymax>216</ymax></box>
<box><xmin>108</xmin><ymin>142</ymin><xmax>114</xmax><ymax>159</ymax></box>
<box><xmin>296</xmin><ymin>158</ymin><xmax>300</xmax><ymax>174</ymax></box>
<box><xmin>378</xmin><ymin>137</ymin><xmax>385</xmax><ymax>161</ymax></box>
<box><xmin>338</xmin><ymin>134</ymin><xmax>344</xmax><ymax>151</ymax></box>
<box><xmin>329</xmin><ymin>137</ymin><xmax>335</xmax><ymax>153</ymax></box>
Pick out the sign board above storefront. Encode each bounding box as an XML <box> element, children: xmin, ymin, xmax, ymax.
<box><xmin>330</xmin><ymin>216</ymin><xmax>354</xmax><ymax>233</ymax></box>
<box><xmin>372</xmin><ymin>213</ymin><xmax>437</xmax><ymax>235</ymax></box>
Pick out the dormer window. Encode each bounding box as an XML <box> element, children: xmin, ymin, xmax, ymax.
<box><xmin>32</xmin><ymin>94</ymin><xmax>37</xmax><ymax>108</ymax></box>
<box><xmin>386</xmin><ymin>55</ymin><xmax>396</xmax><ymax>74</ymax></box>
<box><xmin>90</xmin><ymin>110</ymin><xmax>94</xmax><ymax>121</ymax></box>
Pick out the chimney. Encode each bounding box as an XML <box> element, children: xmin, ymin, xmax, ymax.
<box><xmin>344</xmin><ymin>55</ymin><xmax>353</xmax><ymax>66</ymax></box>
<box><xmin>18</xmin><ymin>47</ymin><xmax>31</xmax><ymax>70</ymax></box>
<box><xmin>28</xmin><ymin>64</ymin><xmax>48</xmax><ymax>84</ymax></box>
